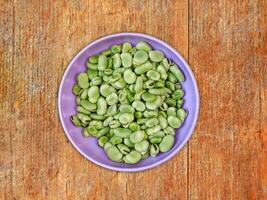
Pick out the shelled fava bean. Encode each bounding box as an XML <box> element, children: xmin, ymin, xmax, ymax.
<box><xmin>71</xmin><ymin>41</ymin><xmax>187</xmax><ymax>164</ymax></box>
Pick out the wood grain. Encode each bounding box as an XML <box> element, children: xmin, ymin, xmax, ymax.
<box><xmin>0</xmin><ymin>0</ymin><xmax>266</xmax><ymax>199</ymax></box>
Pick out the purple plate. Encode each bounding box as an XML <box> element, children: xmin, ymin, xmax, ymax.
<box><xmin>58</xmin><ymin>33</ymin><xmax>199</xmax><ymax>172</ymax></box>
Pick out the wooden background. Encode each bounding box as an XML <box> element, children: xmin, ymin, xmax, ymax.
<box><xmin>0</xmin><ymin>0</ymin><xmax>266</xmax><ymax>199</ymax></box>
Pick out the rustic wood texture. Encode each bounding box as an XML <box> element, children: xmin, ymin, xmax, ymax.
<box><xmin>0</xmin><ymin>0</ymin><xmax>266</xmax><ymax>199</ymax></box>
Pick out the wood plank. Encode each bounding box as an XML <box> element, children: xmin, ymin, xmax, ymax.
<box><xmin>0</xmin><ymin>0</ymin><xmax>189</xmax><ymax>199</ymax></box>
<box><xmin>189</xmin><ymin>0</ymin><xmax>266</xmax><ymax>199</ymax></box>
<box><xmin>0</xmin><ymin>1</ymin><xmax>15</xmax><ymax>199</ymax></box>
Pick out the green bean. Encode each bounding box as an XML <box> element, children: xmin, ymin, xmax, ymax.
<box><xmin>167</xmin><ymin>116</ymin><xmax>182</xmax><ymax>128</ymax></box>
<box><xmin>112</xmin><ymin>53</ymin><xmax>122</xmax><ymax>69</ymax></box>
<box><xmin>109</xmin><ymin>73</ymin><xmax>121</xmax><ymax>83</ymax></box>
<box><xmin>106</xmin><ymin>92</ymin><xmax>119</xmax><ymax>105</ymax></box>
<box><xmin>86</xmin><ymin>126</ymin><xmax>98</xmax><ymax>136</ymax></box>
<box><xmin>167</xmin><ymin>107</ymin><xmax>177</xmax><ymax>117</ymax></box>
<box><xmin>134</xmin><ymin>76</ymin><xmax>143</xmax><ymax>93</ymax></box>
<box><xmin>132</xmin><ymin>100</ymin><xmax>145</xmax><ymax>112</ymax></box>
<box><xmin>97</xmin><ymin>127</ymin><xmax>110</xmax><ymax>138</ymax></box>
<box><xmin>91</xmin><ymin>77</ymin><xmax>102</xmax><ymax>86</ymax></box>
<box><xmin>106</xmin><ymin>146</ymin><xmax>123</xmax><ymax>161</ymax></box>
<box><xmin>109</xmin><ymin>120</ymin><xmax>121</xmax><ymax>129</ymax></box>
<box><xmin>111</xmin><ymin>44</ymin><xmax>122</xmax><ymax>54</ymax></box>
<box><xmin>80</xmin><ymin>100</ymin><xmax>96</xmax><ymax>112</ymax></box>
<box><xmin>98</xmin><ymin>55</ymin><xmax>107</xmax><ymax>71</ymax></box>
<box><xmin>71</xmin><ymin>115</ymin><xmax>82</xmax><ymax>127</ymax></box>
<box><xmin>141</xmin><ymin>152</ymin><xmax>149</xmax><ymax>160</ymax></box>
<box><xmin>129</xmin><ymin>122</ymin><xmax>140</xmax><ymax>132</ymax></box>
<box><xmin>134</xmin><ymin>90</ymin><xmax>145</xmax><ymax>100</ymax></box>
<box><xmin>134</xmin><ymin>140</ymin><xmax>149</xmax><ymax>153</ymax></box>
<box><xmin>137</xmin><ymin>118</ymin><xmax>148</xmax><ymax>125</ymax></box>
<box><xmin>172</xmin><ymin>89</ymin><xmax>184</xmax><ymax>100</ymax></box>
<box><xmin>135</xmin><ymin>111</ymin><xmax>143</xmax><ymax>119</ymax></box>
<box><xmin>127</xmin><ymin>84</ymin><xmax>134</xmax><ymax>93</ymax></box>
<box><xmin>162</xmin><ymin>58</ymin><xmax>170</xmax><ymax>70</ymax></box>
<box><xmin>143</xmin><ymin>110</ymin><xmax>158</xmax><ymax>118</ymax></box>
<box><xmin>96</xmin><ymin>97</ymin><xmax>107</xmax><ymax>115</ymax></box>
<box><xmin>87</xmin><ymin>69</ymin><xmax>98</xmax><ymax>80</ymax></box>
<box><xmin>169</xmin><ymin>64</ymin><xmax>185</xmax><ymax>81</ymax></box>
<box><xmin>144</xmin><ymin>80</ymin><xmax>155</xmax><ymax>89</ymax></box>
<box><xmin>141</xmin><ymin>124</ymin><xmax>147</xmax><ymax>130</ymax></box>
<box><xmin>119</xmin><ymin>113</ymin><xmax>134</xmax><ymax>124</ymax></box>
<box><xmin>149</xmin><ymin>131</ymin><xmax>165</xmax><ymax>138</ymax></box>
<box><xmin>117</xmin><ymin>144</ymin><xmax>130</xmax><ymax>155</ymax></box>
<box><xmin>133</xmin><ymin>50</ymin><xmax>148</xmax><ymax>65</ymax></box>
<box><xmin>124</xmin><ymin>151</ymin><xmax>141</xmax><ymax>164</ymax></box>
<box><xmin>136</xmin><ymin>41</ymin><xmax>152</xmax><ymax>52</ymax></box>
<box><xmin>145</xmin><ymin>96</ymin><xmax>161</xmax><ymax>110</ymax></box>
<box><xmin>98</xmin><ymin>136</ymin><xmax>109</xmax><ymax>147</ymax></box>
<box><xmin>99</xmin><ymin>84</ymin><xmax>115</xmax><ymax>97</ymax></box>
<box><xmin>89</xmin><ymin>120</ymin><xmax>103</xmax><ymax>129</ymax></box>
<box><xmin>87</xmin><ymin>86</ymin><xmax>100</xmax><ymax>103</ymax></box>
<box><xmin>167</xmin><ymin>72</ymin><xmax>177</xmax><ymax>83</ymax></box>
<box><xmin>87</xmin><ymin>61</ymin><xmax>98</xmax><ymax>70</ymax></box>
<box><xmin>147</xmin><ymin>70</ymin><xmax>160</xmax><ymax>81</ymax></box>
<box><xmin>165</xmin><ymin>81</ymin><xmax>175</xmax><ymax>91</ymax></box>
<box><xmin>77</xmin><ymin>113</ymin><xmax>91</xmax><ymax>123</ymax></box>
<box><xmin>124</xmin><ymin>138</ymin><xmax>135</xmax><ymax>148</ymax></box>
<box><xmin>158</xmin><ymin>115</ymin><xmax>168</xmax><ymax>129</ymax></box>
<box><xmin>107</xmin><ymin>57</ymin><xmax>113</xmax><ymax>69</ymax></box>
<box><xmin>146</xmin><ymin>125</ymin><xmax>161</xmax><ymax>135</ymax></box>
<box><xmin>121</xmin><ymin>53</ymin><xmax>132</xmax><ymax>68</ymax></box>
<box><xmin>155</xmin><ymin>80</ymin><xmax>165</xmax><ymax>88</ymax></box>
<box><xmin>104</xmin><ymin>142</ymin><xmax>113</xmax><ymax>151</ymax></box>
<box><xmin>122</xmin><ymin>42</ymin><xmax>132</xmax><ymax>53</ymax></box>
<box><xmin>142</xmin><ymin>92</ymin><xmax>156</xmax><ymax>102</ymax></box>
<box><xmin>114</xmin><ymin>128</ymin><xmax>132</xmax><ymax>138</ymax></box>
<box><xmin>159</xmin><ymin>135</ymin><xmax>175</xmax><ymax>152</ymax></box>
<box><xmin>76</xmin><ymin>96</ymin><xmax>81</xmax><ymax>105</ymax></box>
<box><xmin>159</xmin><ymin>111</ymin><xmax>167</xmax><ymax>118</ymax></box>
<box><xmin>98</xmin><ymin>70</ymin><xmax>105</xmax><ymax>77</ymax></box>
<box><xmin>103</xmin><ymin>75</ymin><xmax>110</xmax><ymax>83</ymax></box>
<box><xmin>89</xmin><ymin>55</ymin><xmax>99</xmax><ymax>64</ymax></box>
<box><xmin>83</xmin><ymin>128</ymin><xmax>91</xmax><ymax>137</ymax></box>
<box><xmin>175</xmin><ymin>83</ymin><xmax>182</xmax><ymax>89</ymax></box>
<box><xmin>130</xmin><ymin>130</ymin><xmax>145</xmax><ymax>143</ymax></box>
<box><xmin>150</xmin><ymin>144</ymin><xmax>159</xmax><ymax>157</ymax></box>
<box><xmin>145</xmin><ymin>118</ymin><xmax>159</xmax><ymax>128</ymax></box>
<box><xmin>106</xmin><ymin>104</ymin><xmax>117</xmax><ymax>116</ymax></box>
<box><xmin>118</xmin><ymin>89</ymin><xmax>128</xmax><ymax>104</ymax></box>
<box><xmin>77</xmin><ymin>106</ymin><xmax>91</xmax><ymax>115</ymax></box>
<box><xmin>102</xmin><ymin>116</ymin><xmax>113</xmax><ymax>126</ymax></box>
<box><xmin>159</xmin><ymin>102</ymin><xmax>168</xmax><ymax>111</ymax></box>
<box><xmin>176</xmin><ymin>99</ymin><xmax>183</xmax><ymax>108</ymax></box>
<box><xmin>110</xmin><ymin>136</ymin><xmax>123</xmax><ymax>145</ymax></box>
<box><xmin>77</xmin><ymin>73</ymin><xmax>89</xmax><ymax>89</ymax></box>
<box><xmin>119</xmin><ymin>104</ymin><xmax>135</xmax><ymax>114</ymax></box>
<box><xmin>127</xmin><ymin>91</ymin><xmax>135</xmax><ymax>103</ymax></box>
<box><xmin>148</xmin><ymin>87</ymin><xmax>171</xmax><ymax>95</ymax></box>
<box><xmin>89</xmin><ymin>113</ymin><xmax>105</xmax><ymax>120</ymax></box>
<box><xmin>163</xmin><ymin>126</ymin><xmax>175</xmax><ymax>135</ymax></box>
<box><xmin>177</xmin><ymin>108</ymin><xmax>187</xmax><ymax>122</ymax></box>
<box><xmin>149</xmin><ymin>50</ymin><xmax>164</xmax><ymax>62</ymax></box>
<box><xmin>149</xmin><ymin>137</ymin><xmax>162</xmax><ymax>144</ymax></box>
<box><xmin>123</xmin><ymin>69</ymin><xmax>136</xmax><ymax>84</ymax></box>
<box><xmin>113</xmin><ymin>78</ymin><xmax>126</xmax><ymax>89</ymax></box>
<box><xmin>134</xmin><ymin>61</ymin><xmax>153</xmax><ymax>75</ymax></box>
<box><xmin>101</xmin><ymin>49</ymin><xmax>112</xmax><ymax>56</ymax></box>
<box><xmin>72</xmin><ymin>84</ymin><xmax>81</xmax><ymax>95</ymax></box>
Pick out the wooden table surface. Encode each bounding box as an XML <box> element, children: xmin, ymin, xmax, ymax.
<box><xmin>1</xmin><ymin>0</ymin><xmax>266</xmax><ymax>199</ymax></box>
